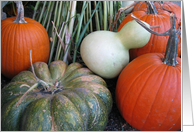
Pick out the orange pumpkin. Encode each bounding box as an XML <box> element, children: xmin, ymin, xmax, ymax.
<box><xmin>1</xmin><ymin>1</ymin><xmax>50</xmax><ymax>79</ymax></box>
<box><xmin>133</xmin><ymin>1</ymin><xmax>181</xmax><ymax>24</ymax></box>
<box><xmin>115</xmin><ymin>13</ymin><xmax>181</xmax><ymax>131</ymax></box>
<box><xmin>118</xmin><ymin>1</ymin><xmax>181</xmax><ymax>60</ymax></box>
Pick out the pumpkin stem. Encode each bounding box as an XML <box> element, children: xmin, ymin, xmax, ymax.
<box><xmin>16</xmin><ymin>50</ymin><xmax>59</xmax><ymax>106</ymax></box>
<box><xmin>29</xmin><ymin>50</ymin><xmax>54</xmax><ymax>91</ymax></box>
<box><xmin>162</xmin><ymin>13</ymin><xmax>179</xmax><ymax>66</ymax></box>
<box><xmin>13</xmin><ymin>1</ymin><xmax>27</xmax><ymax>23</ymax></box>
<box><xmin>131</xmin><ymin>13</ymin><xmax>180</xmax><ymax>66</ymax></box>
<box><xmin>146</xmin><ymin>1</ymin><xmax>158</xmax><ymax>15</ymax></box>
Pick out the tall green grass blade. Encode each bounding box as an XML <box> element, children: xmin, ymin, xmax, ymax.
<box><xmin>73</xmin><ymin>1</ymin><xmax>100</xmax><ymax>62</ymax></box>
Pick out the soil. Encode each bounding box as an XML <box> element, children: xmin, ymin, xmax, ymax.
<box><xmin>1</xmin><ymin>1</ymin><xmax>181</xmax><ymax>131</ymax></box>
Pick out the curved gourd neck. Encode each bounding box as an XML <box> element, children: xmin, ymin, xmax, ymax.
<box><xmin>116</xmin><ymin>20</ymin><xmax>151</xmax><ymax>50</ymax></box>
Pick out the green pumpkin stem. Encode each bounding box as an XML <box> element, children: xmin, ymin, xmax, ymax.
<box><xmin>13</xmin><ymin>1</ymin><xmax>27</xmax><ymax>23</ymax></box>
<box><xmin>16</xmin><ymin>50</ymin><xmax>57</xmax><ymax>107</ymax></box>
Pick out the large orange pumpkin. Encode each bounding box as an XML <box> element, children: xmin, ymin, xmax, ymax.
<box><xmin>115</xmin><ymin>13</ymin><xmax>181</xmax><ymax>131</ymax></box>
<box><xmin>1</xmin><ymin>1</ymin><xmax>50</xmax><ymax>79</ymax></box>
<box><xmin>117</xmin><ymin>1</ymin><xmax>181</xmax><ymax>60</ymax></box>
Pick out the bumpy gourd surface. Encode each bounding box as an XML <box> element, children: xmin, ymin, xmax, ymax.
<box><xmin>1</xmin><ymin>60</ymin><xmax>112</xmax><ymax>131</ymax></box>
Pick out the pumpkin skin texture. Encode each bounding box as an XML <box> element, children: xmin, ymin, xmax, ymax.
<box><xmin>133</xmin><ymin>1</ymin><xmax>181</xmax><ymax>24</ymax></box>
<box><xmin>117</xmin><ymin>6</ymin><xmax>181</xmax><ymax>60</ymax></box>
<box><xmin>1</xmin><ymin>16</ymin><xmax>50</xmax><ymax>79</ymax></box>
<box><xmin>1</xmin><ymin>60</ymin><xmax>112</xmax><ymax>131</ymax></box>
<box><xmin>115</xmin><ymin>53</ymin><xmax>181</xmax><ymax>131</ymax></box>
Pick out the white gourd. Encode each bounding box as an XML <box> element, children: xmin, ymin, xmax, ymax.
<box><xmin>80</xmin><ymin>20</ymin><xmax>151</xmax><ymax>79</ymax></box>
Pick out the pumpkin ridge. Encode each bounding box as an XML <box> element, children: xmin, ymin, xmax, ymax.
<box><xmin>158</xmin><ymin>13</ymin><xmax>170</xmax><ymax>53</ymax></box>
<box><xmin>22</xmin><ymin>23</ymin><xmax>32</xmax><ymax>72</ymax></box>
<box><xmin>151</xmin><ymin>15</ymin><xmax>161</xmax><ymax>53</ymax></box>
<box><xmin>152</xmin><ymin>67</ymin><xmax>180</xmax><ymax>130</ymax></box>
<box><xmin>118</xmin><ymin>60</ymin><xmax>160</xmax><ymax>114</ymax></box>
<box><xmin>12</xmin><ymin>24</ymin><xmax>19</xmax><ymax>76</ymax></box>
<box><xmin>51</xmin><ymin>94</ymin><xmax>84</xmax><ymax>131</ymax></box>
<box><xmin>61</xmin><ymin>68</ymin><xmax>93</xmax><ymax>85</ymax></box>
<box><xmin>138</xmin><ymin>64</ymin><xmax>180</xmax><ymax>130</ymax></box>
<box><xmin>161</xmin><ymin>67</ymin><xmax>180</xmax><ymax>130</ymax></box>
<box><xmin>2</xmin><ymin>24</ymin><xmax>9</xmax><ymax>75</ymax></box>
<box><xmin>122</xmin><ymin>62</ymin><xmax>162</xmax><ymax>124</ymax></box>
<box><xmin>71</xmin><ymin>87</ymin><xmax>94</xmax><ymax>125</ymax></box>
<box><xmin>59</xmin><ymin>63</ymin><xmax>83</xmax><ymax>82</ymax></box>
<box><xmin>87</xmin><ymin>92</ymin><xmax>108</xmax><ymax>130</ymax></box>
<box><xmin>49</xmin><ymin>96</ymin><xmax>56</xmax><ymax>131</ymax></box>
<box><xmin>30</xmin><ymin>23</ymin><xmax>46</xmax><ymax>52</ymax></box>
<box><xmin>1</xmin><ymin>81</ymin><xmax>32</xmax><ymax>107</ymax></box>
<box><xmin>29</xmin><ymin>25</ymin><xmax>42</xmax><ymax>61</ymax></box>
<box><xmin>71</xmin><ymin>87</ymin><xmax>107</xmax><ymax>130</ymax></box>
<box><xmin>137</xmin><ymin>64</ymin><xmax>169</xmax><ymax>130</ymax></box>
<box><xmin>60</xmin><ymin>89</ymin><xmax>89</xmax><ymax>130</ymax></box>
<box><xmin>11</xmin><ymin>71</ymin><xmax>36</xmax><ymax>84</ymax></box>
<box><xmin>50</xmin><ymin>95</ymin><xmax>74</xmax><ymax>131</ymax></box>
<box><xmin>20</xmin><ymin>97</ymin><xmax>53</xmax><ymax>130</ymax></box>
<box><xmin>116</xmin><ymin>55</ymin><xmax>153</xmax><ymax>94</ymax></box>
<box><xmin>1</xmin><ymin>94</ymin><xmax>39</xmax><ymax>131</ymax></box>
<box><xmin>13</xmin><ymin>23</ymin><xmax>22</xmax><ymax>74</ymax></box>
<box><xmin>82</xmin><ymin>89</ymin><xmax>100</xmax><ymax>130</ymax></box>
<box><xmin>20</xmin><ymin>24</ymin><xmax>28</xmax><ymax>75</ymax></box>
<box><xmin>67</xmin><ymin>81</ymin><xmax>112</xmax><ymax>114</ymax></box>
<box><xmin>144</xmin><ymin>15</ymin><xmax>154</xmax><ymax>54</ymax></box>
<box><xmin>64</xmin><ymin>75</ymin><xmax>107</xmax><ymax>87</ymax></box>
<box><xmin>119</xmin><ymin>55</ymin><xmax>161</xmax><ymax>105</ymax></box>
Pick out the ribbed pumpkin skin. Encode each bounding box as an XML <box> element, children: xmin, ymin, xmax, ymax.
<box><xmin>115</xmin><ymin>53</ymin><xmax>181</xmax><ymax>131</ymax></box>
<box><xmin>133</xmin><ymin>1</ymin><xmax>181</xmax><ymax>23</ymax></box>
<box><xmin>117</xmin><ymin>8</ymin><xmax>181</xmax><ymax>60</ymax></box>
<box><xmin>1</xmin><ymin>60</ymin><xmax>112</xmax><ymax>131</ymax></box>
<box><xmin>1</xmin><ymin>16</ymin><xmax>50</xmax><ymax>79</ymax></box>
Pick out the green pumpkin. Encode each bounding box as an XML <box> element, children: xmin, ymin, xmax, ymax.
<box><xmin>1</xmin><ymin>60</ymin><xmax>112</xmax><ymax>131</ymax></box>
